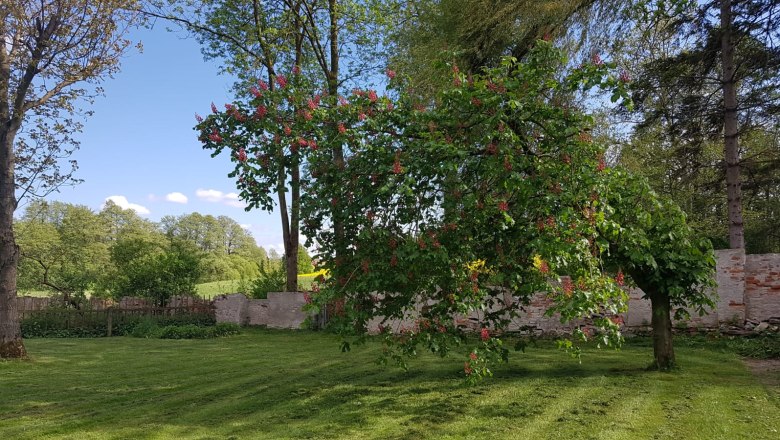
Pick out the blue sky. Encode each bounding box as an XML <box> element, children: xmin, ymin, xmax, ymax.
<box><xmin>34</xmin><ymin>25</ymin><xmax>286</xmax><ymax>254</ymax></box>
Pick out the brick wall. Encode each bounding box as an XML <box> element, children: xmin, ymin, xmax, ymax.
<box><xmin>745</xmin><ymin>253</ymin><xmax>780</xmax><ymax>321</ymax></box>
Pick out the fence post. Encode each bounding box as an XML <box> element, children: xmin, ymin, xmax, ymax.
<box><xmin>107</xmin><ymin>308</ymin><xmax>113</xmax><ymax>337</ymax></box>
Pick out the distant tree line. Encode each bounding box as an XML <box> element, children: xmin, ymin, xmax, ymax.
<box><xmin>14</xmin><ymin>199</ymin><xmax>310</xmax><ymax>306</ymax></box>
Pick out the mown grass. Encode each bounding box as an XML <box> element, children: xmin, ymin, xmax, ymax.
<box><xmin>1</xmin><ymin>330</ymin><xmax>778</xmax><ymax>439</ymax></box>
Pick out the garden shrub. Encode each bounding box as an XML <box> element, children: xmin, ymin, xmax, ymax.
<box><xmin>129</xmin><ymin>321</ymin><xmax>241</xmax><ymax>339</ymax></box>
<box><xmin>248</xmin><ymin>262</ymin><xmax>286</xmax><ymax>299</ymax></box>
<box><xmin>728</xmin><ymin>334</ymin><xmax>780</xmax><ymax>359</ymax></box>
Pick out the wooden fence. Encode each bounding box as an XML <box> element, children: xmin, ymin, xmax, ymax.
<box><xmin>19</xmin><ymin>300</ymin><xmax>215</xmax><ymax>337</ymax></box>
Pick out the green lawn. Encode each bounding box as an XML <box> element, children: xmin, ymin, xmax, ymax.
<box><xmin>1</xmin><ymin>331</ymin><xmax>778</xmax><ymax>439</ymax></box>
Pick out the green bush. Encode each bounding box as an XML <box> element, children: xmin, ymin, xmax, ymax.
<box><xmin>212</xmin><ymin>322</ymin><xmax>242</xmax><ymax>337</ymax></box>
<box><xmin>113</xmin><ymin>240</ymin><xmax>202</xmax><ymax>306</ymax></box>
<box><xmin>21</xmin><ymin>309</ymin><xmax>217</xmax><ymax>338</ymax></box>
<box><xmin>22</xmin><ymin>310</ymin><xmax>109</xmax><ymax>338</ymax></box>
<box><xmin>128</xmin><ymin>321</ymin><xmax>241</xmax><ymax>339</ymax></box>
<box><xmin>248</xmin><ymin>262</ymin><xmax>286</xmax><ymax>299</ymax></box>
<box><xmin>727</xmin><ymin>334</ymin><xmax>780</xmax><ymax>359</ymax></box>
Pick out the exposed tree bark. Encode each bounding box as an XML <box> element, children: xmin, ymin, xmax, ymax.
<box><xmin>0</xmin><ymin>127</ymin><xmax>27</xmax><ymax>359</ymax></box>
<box><xmin>720</xmin><ymin>0</ymin><xmax>745</xmax><ymax>249</ymax></box>
<box><xmin>629</xmin><ymin>270</ymin><xmax>676</xmax><ymax>371</ymax></box>
<box><xmin>326</xmin><ymin>0</ymin><xmax>345</xmax><ymax>263</ymax></box>
<box><xmin>650</xmin><ymin>291</ymin><xmax>675</xmax><ymax>370</ymax></box>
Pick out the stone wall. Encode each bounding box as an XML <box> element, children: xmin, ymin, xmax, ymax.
<box><xmin>212</xmin><ymin>250</ymin><xmax>780</xmax><ymax>332</ymax></box>
<box><xmin>214</xmin><ymin>292</ymin><xmax>310</xmax><ymax>329</ymax></box>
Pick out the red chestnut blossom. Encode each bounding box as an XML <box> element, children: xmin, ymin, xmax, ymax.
<box><xmin>307</xmin><ymin>99</ymin><xmax>318</xmax><ymax>110</ymax></box>
<box><xmin>258</xmin><ymin>80</ymin><xmax>269</xmax><ymax>90</ymax></box>
<box><xmin>615</xmin><ymin>270</ymin><xmax>625</xmax><ymax>286</ymax></box>
<box><xmin>562</xmin><ymin>277</ymin><xmax>574</xmax><ymax>297</ymax></box>
<box><xmin>469</xmin><ymin>352</ymin><xmax>478</xmax><ymax>361</ymax></box>
<box><xmin>392</xmin><ymin>157</ymin><xmax>402</xmax><ymax>174</ymax></box>
<box><xmin>208</xmin><ymin>130</ymin><xmax>222</xmax><ymax>143</ymax></box>
<box><xmin>237</xmin><ymin>148</ymin><xmax>247</xmax><ymax>162</ymax></box>
<box><xmin>539</xmin><ymin>261</ymin><xmax>550</xmax><ymax>274</ymax></box>
<box><xmin>211</xmin><ymin>102</ymin><xmax>218</xmax><ymax>113</ymax></box>
<box><xmin>498</xmin><ymin>200</ymin><xmax>509</xmax><ymax>212</ymax></box>
<box><xmin>385</xmin><ymin>68</ymin><xmax>396</xmax><ymax>79</ymax></box>
<box><xmin>592</xmin><ymin>53</ymin><xmax>603</xmax><ymax>66</ymax></box>
<box><xmin>338</xmin><ymin>96</ymin><xmax>348</xmax><ymax>106</ymax></box>
<box><xmin>480</xmin><ymin>327</ymin><xmax>490</xmax><ymax>341</ymax></box>
<box><xmin>597</xmin><ymin>156</ymin><xmax>606</xmax><ymax>172</ymax></box>
<box><xmin>195</xmin><ymin>113</ymin><xmax>203</xmax><ymax>123</ymax></box>
<box><xmin>303</xmin><ymin>293</ymin><xmax>312</xmax><ymax>304</ymax></box>
<box><xmin>250</xmin><ymin>86</ymin><xmax>262</xmax><ymax>98</ymax></box>
<box><xmin>284</xmin><ymin>125</ymin><xmax>292</xmax><ymax>136</ymax></box>
<box><xmin>390</xmin><ymin>254</ymin><xmax>397</xmax><ymax>267</ymax></box>
<box><xmin>503</xmin><ymin>156</ymin><xmax>512</xmax><ymax>171</ymax></box>
<box><xmin>471</xmin><ymin>97</ymin><xmax>482</xmax><ymax>107</ymax></box>
<box><xmin>486</xmin><ymin>142</ymin><xmax>497</xmax><ymax>155</ymax></box>
<box><xmin>275</xmin><ymin>74</ymin><xmax>288</xmax><ymax>88</ymax></box>
<box><xmin>367</xmin><ymin>90</ymin><xmax>378</xmax><ymax>102</ymax></box>
<box><xmin>338</xmin><ymin>123</ymin><xmax>347</xmax><ymax>134</ymax></box>
<box><xmin>358</xmin><ymin>112</ymin><xmax>367</xmax><ymax>121</ymax></box>
<box><xmin>255</xmin><ymin>105</ymin><xmax>267</xmax><ymax>119</ymax></box>
<box><xmin>292</xmin><ymin>65</ymin><xmax>301</xmax><ymax>75</ymax></box>
<box><xmin>619</xmin><ymin>70</ymin><xmax>631</xmax><ymax>83</ymax></box>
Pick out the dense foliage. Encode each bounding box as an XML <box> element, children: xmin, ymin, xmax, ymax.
<box><xmin>14</xmin><ymin>200</ymin><xmax>300</xmax><ymax>303</ymax></box>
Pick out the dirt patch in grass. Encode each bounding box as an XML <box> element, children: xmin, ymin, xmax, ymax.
<box><xmin>743</xmin><ymin>358</ymin><xmax>780</xmax><ymax>400</ymax></box>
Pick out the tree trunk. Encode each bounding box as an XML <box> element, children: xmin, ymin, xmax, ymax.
<box><xmin>650</xmin><ymin>292</ymin><xmax>675</xmax><ymax>370</ymax></box>
<box><xmin>327</xmin><ymin>0</ymin><xmax>346</xmax><ymax>272</ymax></box>
<box><xmin>285</xmin><ymin>158</ymin><xmax>300</xmax><ymax>292</ymax></box>
<box><xmin>720</xmin><ymin>0</ymin><xmax>744</xmax><ymax>249</ymax></box>
<box><xmin>0</xmin><ymin>126</ymin><xmax>27</xmax><ymax>359</ymax></box>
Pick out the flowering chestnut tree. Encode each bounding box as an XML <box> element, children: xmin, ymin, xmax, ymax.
<box><xmin>198</xmin><ymin>41</ymin><xmax>714</xmax><ymax>379</ymax></box>
<box><xmin>298</xmin><ymin>42</ymin><xmax>636</xmax><ymax>381</ymax></box>
<box><xmin>196</xmin><ymin>68</ymin><xmax>322</xmax><ymax>291</ymax></box>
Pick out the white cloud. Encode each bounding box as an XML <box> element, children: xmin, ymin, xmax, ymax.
<box><xmin>165</xmin><ymin>192</ymin><xmax>188</xmax><ymax>204</ymax></box>
<box><xmin>195</xmin><ymin>188</ymin><xmax>224</xmax><ymax>202</ymax></box>
<box><xmin>104</xmin><ymin>195</ymin><xmax>150</xmax><ymax>215</ymax></box>
<box><xmin>265</xmin><ymin>242</ymin><xmax>286</xmax><ymax>256</ymax></box>
<box><xmin>239</xmin><ymin>224</ymin><xmax>252</xmax><ymax>230</ymax></box>
<box><xmin>196</xmin><ymin>188</ymin><xmax>246</xmax><ymax>208</ymax></box>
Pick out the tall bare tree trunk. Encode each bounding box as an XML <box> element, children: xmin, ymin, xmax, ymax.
<box><xmin>326</xmin><ymin>0</ymin><xmax>345</xmax><ymax>265</ymax></box>
<box><xmin>0</xmin><ymin>126</ymin><xmax>27</xmax><ymax>359</ymax></box>
<box><xmin>720</xmin><ymin>0</ymin><xmax>744</xmax><ymax>249</ymax></box>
